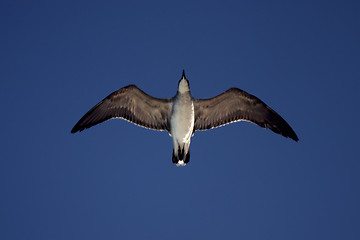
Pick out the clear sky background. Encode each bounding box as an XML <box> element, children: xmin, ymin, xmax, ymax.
<box><xmin>1</xmin><ymin>0</ymin><xmax>359</xmax><ymax>239</ymax></box>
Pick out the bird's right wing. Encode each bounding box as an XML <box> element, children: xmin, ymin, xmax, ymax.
<box><xmin>71</xmin><ymin>85</ymin><xmax>172</xmax><ymax>133</ymax></box>
<box><xmin>193</xmin><ymin>88</ymin><xmax>298</xmax><ymax>141</ymax></box>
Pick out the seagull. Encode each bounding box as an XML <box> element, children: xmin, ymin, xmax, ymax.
<box><xmin>71</xmin><ymin>70</ymin><xmax>298</xmax><ymax>166</ymax></box>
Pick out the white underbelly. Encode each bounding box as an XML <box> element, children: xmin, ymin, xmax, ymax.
<box><xmin>170</xmin><ymin>102</ymin><xmax>194</xmax><ymax>143</ymax></box>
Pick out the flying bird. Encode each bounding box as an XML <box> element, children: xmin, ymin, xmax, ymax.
<box><xmin>71</xmin><ymin>71</ymin><xmax>298</xmax><ymax>166</ymax></box>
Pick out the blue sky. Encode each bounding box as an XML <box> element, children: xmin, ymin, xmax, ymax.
<box><xmin>1</xmin><ymin>0</ymin><xmax>359</xmax><ymax>239</ymax></box>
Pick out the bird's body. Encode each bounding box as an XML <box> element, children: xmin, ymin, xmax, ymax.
<box><xmin>170</xmin><ymin>77</ymin><xmax>194</xmax><ymax>166</ymax></box>
<box><xmin>71</xmin><ymin>71</ymin><xmax>298</xmax><ymax>166</ymax></box>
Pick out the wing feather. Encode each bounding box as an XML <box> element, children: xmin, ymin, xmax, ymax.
<box><xmin>71</xmin><ymin>85</ymin><xmax>172</xmax><ymax>133</ymax></box>
<box><xmin>193</xmin><ymin>88</ymin><xmax>298</xmax><ymax>141</ymax></box>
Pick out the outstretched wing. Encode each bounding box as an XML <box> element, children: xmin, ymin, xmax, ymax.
<box><xmin>193</xmin><ymin>88</ymin><xmax>298</xmax><ymax>141</ymax></box>
<box><xmin>71</xmin><ymin>85</ymin><xmax>172</xmax><ymax>133</ymax></box>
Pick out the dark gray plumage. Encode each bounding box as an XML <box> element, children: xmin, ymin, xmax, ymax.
<box><xmin>193</xmin><ymin>88</ymin><xmax>299</xmax><ymax>141</ymax></box>
<box><xmin>71</xmin><ymin>85</ymin><xmax>172</xmax><ymax>133</ymax></box>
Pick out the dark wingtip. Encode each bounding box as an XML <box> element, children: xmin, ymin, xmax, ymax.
<box><xmin>70</xmin><ymin>127</ymin><xmax>78</xmax><ymax>134</ymax></box>
<box><xmin>291</xmin><ymin>134</ymin><xmax>299</xmax><ymax>142</ymax></box>
<box><xmin>284</xmin><ymin>124</ymin><xmax>299</xmax><ymax>142</ymax></box>
<box><xmin>182</xmin><ymin>69</ymin><xmax>186</xmax><ymax>79</ymax></box>
<box><xmin>281</xmin><ymin>124</ymin><xmax>299</xmax><ymax>142</ymax></box>
<box><xmin>284</xmin><ymin>126</ymin><xmax>299</xmax><ymax>142</ymax></box>
<box><xmin>71</xmin><ymin>124</ymin><xmax>82</xmax><ymax>134</ymax></box>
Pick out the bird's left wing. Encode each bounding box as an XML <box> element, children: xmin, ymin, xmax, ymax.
<box><xmin>71</xmin><ymin>85</ymin><xmax>172</xmax><ymax>133</ymax></box>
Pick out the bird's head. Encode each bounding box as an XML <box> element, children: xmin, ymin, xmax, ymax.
<box><xmin>178</xmin><ymin>70</ymin><xmax>190</xmax><ymax>93</ymax></box>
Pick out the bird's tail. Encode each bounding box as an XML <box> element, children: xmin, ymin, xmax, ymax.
<box><xmin>172</xmin><ymin>146</ymin><xmax>190</xmax><ymax>166</ymax></box>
